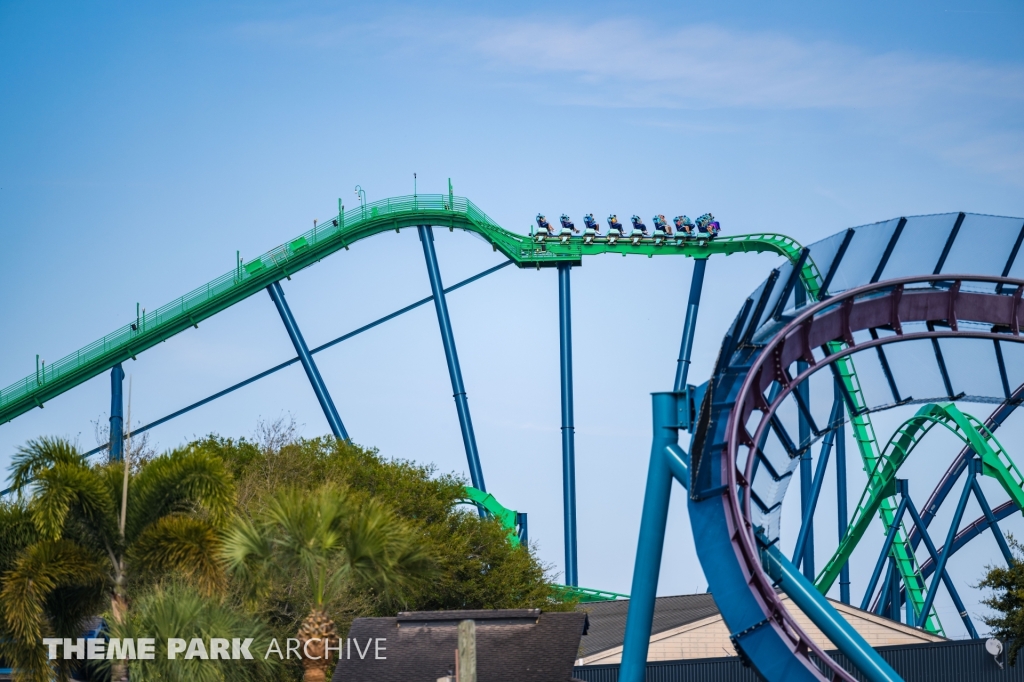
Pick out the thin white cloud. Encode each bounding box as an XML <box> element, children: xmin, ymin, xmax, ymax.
<box><xmin>461</xmin><ymin>18</ymin><xmax>1024</xmax><ymax>183</ymax></box>
<box><xmin>467</xmin><ymin>19</ymin><xmax>1024</xmax><ymax>111</ymax></box>
<box><xmin>230</xmin><ymin>13</ymin><xmax>1024</xmax><ymax>184</ymax></box>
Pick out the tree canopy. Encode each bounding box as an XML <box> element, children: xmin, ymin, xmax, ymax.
<box><xmin>980</xmin><ymin>534</ymin><xmax>1024</xmax><ymax>665</ymax></box>
<box><xmin>0</xmin><ymin>430</ymin><xmax>572</xmax><ymax>681</ymax></box>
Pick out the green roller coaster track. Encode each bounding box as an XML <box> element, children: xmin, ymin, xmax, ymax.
<box><xmin>459</xmin><ymin>486</ymin><xmax>628</xmax><ymax>603</ymax></box>
<box><xmin>815</xmin><ymin>403</ymin><xmax>1024</xmax><ymax>626</ymax></box>
<box><xmin>0</xmin><ymin>191</ymin><xmax>1006</xmax><ymax>632</ymax></box>
<box><xmin>459</xmin><ymin>485</ymin><xmax>522</xmax><ymax>546</ymax></box>
<box><xmin>0</xmin><ymin>193</ymin><xmax>814</xmax><ymax>427</ymax></box>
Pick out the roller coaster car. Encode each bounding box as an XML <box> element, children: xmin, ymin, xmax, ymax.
<box><xmin>582</xmin><ymin>213</ymin><xmax>600</xmax><ymax>244</ymax></box>
<box><xmin>695</xmin><ymin>213</ymin><xmax>720</xmax><ymax>239</ymax></box>
<box><xmin>559</xmin><ymin>214</ymin><xmax>579</xmax><ymax>243</ymax></box>
<box><xmin>535</xmin><ymin>214</ymin><xmax>555</xmax><ymax>242</ymax></box>
<box><xmin>629</xmin><ymin>215</ymin><xmax>649</xmax><ymax>244</ymax></box>
<box><xmin>673</xmin><ymin>215</ymin><xmax>697</xmax><ymax>242</ymax></box>
<box><xmin>652</xmin><ymin>216</ymin><xmax>670</xmax><ymax>245</ymax></box>
<box><xmin>606</xmin><ymin>214</ymin><xmax>624</xmax><ymax>244</ymax></box>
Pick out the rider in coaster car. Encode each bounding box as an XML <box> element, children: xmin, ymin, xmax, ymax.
<box><xmin>583</xmin><ymin>213</ymin><xmax>601</xmax><ymax>234</ymax></box>
<box><xmin>653</xmin><ymin>214</ymin><xmax>672</xmax><ymax>235</ymax></box>
<box><xmin>607</xmin><ymin>214</ymin><xmax>624</xmax><ymax>233</ymax></box>
<box><xmin>536</xmin><ymin>213</ymin><xmax>555</xmax><ymax>235</ymax></box>
<box><xmin>630</xmin><ymin>215</ymin><xmax>649</xmax><ymax>236</ymax></box>
<box><xmin>695</xmin><ymin>213</ymin><xmax>719</xmax><ymax>236</ymax></box>
<box><xmin>560</xmin><ymin>214</ymin><xmax>579</xmax><ymax>233</ymax></box>
<box><xmin>674</xmin><ymin>215</ymin><xmax>695</xmax><ymax>236</ymax></box>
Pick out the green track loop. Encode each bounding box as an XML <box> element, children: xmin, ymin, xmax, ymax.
<box><xmin>799</xmin><ymin>264</ymin><xmax>945</xmax><ymax>631</ymax></box>
<box><xmin>815</xmin><ymin>403</ymin><xmax>1024</xmax><ymax>633</ymax></box>
<box><xmin>0</xmin><ymin>194</ymin><xmax>813</xmax><ymax>426</ymax></box>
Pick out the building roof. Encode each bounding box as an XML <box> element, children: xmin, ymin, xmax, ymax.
<box><xmin>577</xmin><ymin>594</ymin><xmax>719</xmax><ymax>659</ymax></box>
<box><xmin>330</xmin><ymin>609</ymin><xmax>588</xmax><ymax>682</ymax></box>
<box><xmin>576</xmin><ymin>593</ymin><xmax>945</xmax><ymax>663</ymax></box>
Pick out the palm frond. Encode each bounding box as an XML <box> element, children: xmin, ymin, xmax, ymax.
<box><xmin>0</xmin><ymin>501</ymin><xmax>38</xmax><ymax>574</ymax></box>
<box><xmin>220</xmin><ymin>516</ymin><xmax>274</xmax><ymax>606</ymax></box>
<box><xmin>9</xmin><ymin>437</ymin><xmax>83</xmax><ymax>493</ymax></box>
<box><xmin>1</xmin><ymin>539</ymin><xmax>107</xmax><ymax>642</ymax></box>
<box><xmin>127</xmin><ymin>447</ymin><xmax>235</xmax><ymax>542</ymax></box>
<box><xmin>341</xmin><ymin>498</ymin><xmax>434</xmax><ymax>599</ymax></box>
<box><xmin>129</xmin><ymin>514</ymin><xmax>227</xmax><ymax>597</ymax></box>
<box><xmin>111</xmin><ymin>582</ymin><xmax>280</xmax><ymax>682</ymax></box>
<box><xmin>29</xmin><ymin>461</ymin><xmax>118</xmax><ymax>542</ymax></box>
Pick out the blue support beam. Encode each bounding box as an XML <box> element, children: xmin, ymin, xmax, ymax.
<box><xmin>835</xmin><ymin>381</ymin><xmax>851</xmax><ymax>604</ymax></box>
<box><xmin>792</xmin><ymin>398</ymin><xmax>843</xmax><ymax>568</ymax></box>
<box><xmin>917</xmin><ymin>460</ymin><xmax>979</xmax><ymax>623</ymax></box>
<box><xmin>74</xmin><ymin>261</ymin><xmax>513</xmax><ymax>461</ymax></box>
<box><xmin>267</xmin><ymin>281</ymin><xmax>348</xmax><ymax>440</ymax></box>
<box><xmin>558</xmin><ymin>263</ymin><xmax>578</xmax><ymax>587</ymax></box>
<box><xmin>674</xmin><ymin>259</ymin><xmax>707</xmax><ymax>391</ymax></box>
<box><xmin>418</xmin><ymin>226</ymin><xmax>486</xmax><ymax>492</ymax></box>
<box><xmin>109</xmin><ymin>363</ymin><xmax>125</xmax><ymax>462</ymax></box>
<box><xmin>889</xmin><ymin>559</ymin><xmax>902</xmax><ymax>623</ymax></box>
<box><xmin>763</xmin><ymin>543</ymin><xmax>903</xmax><ymax>682</ymax></box>
<box><xmin>970</xmin><ymin>477</ymin><xmax>1014</xmax><ymax>566</ymax></box>
<box><xmin>517</xmin><ymin>512</ymin><xmax>529</xmax><ymax>547</ymax></box>
<box><xmin>620</xmin><ymin>392</ymin><xmax>680</xmax><ymax>682</ymax></box>
<box><xmin>900</xmin><ymin>480</ymin><xmax>978</xmax><ymax>636</ymax></box>
<box><xmin>861</xmin><ymin>494</ymin><xmax>910</xmax><ymax>611</ymax></box>
<box><xmin>798</xmin><ymin>368</ymin><xmax>814</xmax><ymax>579</ymax></box>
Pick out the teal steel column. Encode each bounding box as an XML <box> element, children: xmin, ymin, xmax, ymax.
<box><xmin>835</xmin><ymin>381</ymin><xmax>851</xmax><ymax>604</ymax></box>
<box><xmin>620</xmin><ymin>392</ymin><xmax>678</xmax><ymax>682</ymax></box>
<box><xmin>109</xmin><ymin>363</ymin><xmax>124</xmax><ymax>462</ymax></box>
<box><xmin>674</xmin><ymin>259</ymin><xmax>707</xmax><ymax>391</ymax></box>
<box><xmin>558</xmin><ymin>262</ymin><xmax>578</xmax><ymax>586</ymax></box>
<box><xmin>267</xmin><ymin>281</ymin><xmax>349</xmax><ymax>440</ymax></box>
<box><xmin>417</xmin><ymin>226</ymin><xmax>486</xmax><ymax>492</ymax></box>
<box><xmin>763</xmin><ymin>544</ymin><xmax>903</xmax><ymax>682</ymax></box>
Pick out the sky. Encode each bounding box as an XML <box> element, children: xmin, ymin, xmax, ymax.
<box><xmin>2</xmin><ymin>0</ymin><xmax>1023</xmax><ymax>640</ymax></box>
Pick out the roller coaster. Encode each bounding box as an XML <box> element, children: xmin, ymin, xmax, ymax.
<box><xmin>1</xmin><ymin>188</ymin><xmax>1022</xmax><ymax>682</ymax></box>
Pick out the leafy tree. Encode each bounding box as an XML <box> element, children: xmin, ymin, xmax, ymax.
<box><xmin>980</xmin><ymin>533</ymin><xmax>1024</xmax><ymax>665</ymax></box>
<box><xmin>222</xmin><ymin>486</ymin><xmax>432</xmax><ymax>682</ymax></box>
<box><xmin>198</xmin><ymin>435</ymin><xmax>574</xmax><ymax>616</ymax></box>
<box><xmin>0</xmin><ymin>438</ymin><xmax>234</xmax><ymax>682</ymax></box>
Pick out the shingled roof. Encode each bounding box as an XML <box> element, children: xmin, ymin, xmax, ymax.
<box><xmin>577</xmin><ymin>594</ymin><xmax>720</xmax><ymax>659</ymax></box>
<box><xmin>330</xmin><ymin>609</ymin><xmax>588</xmax><ymax>682</ymax></box>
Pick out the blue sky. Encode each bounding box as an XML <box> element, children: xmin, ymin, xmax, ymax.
<box><xmin>2</xmin><ymin>1</ymin><xmax>1023</xmax><ymax>637</ymax></box>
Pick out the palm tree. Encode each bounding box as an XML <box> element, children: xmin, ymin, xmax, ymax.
<box><xmin>0</xmin><ymin>437</ymin><xmax>234</xmax><ymax>682</ymax></box>
<box><xmin>222</xmin><ymin>486</ymin><xmax>433</xmax><ymax>682</ymax></box>
<box><xmin>110</xmin><ymin>581</ymin><xmax>279</xmax><ymax>682</ymax></box>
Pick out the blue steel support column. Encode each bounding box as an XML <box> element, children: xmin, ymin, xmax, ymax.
<box><xmin>673</xmin><ymin>259</ymin><xmax>707</xmax><ymax>391</ymax></box>
<box><xmin>836</xmin><ymin>381</ymin><xmax>851</xmax><ymax>604</ymax></box>
<box><xmin>417</xmin><ymin>226</ymin><xmax>486</xmax><ymax>492</ymax></box>
<box><xmin>764</xmin><ymin>544</ymin><xmax>903</xmax><ymax>682</ymax></box>
<box><xmin>558</xmin><ymin>263</ymin><xmax>578</xmax><ymax>587</ymax></box>
<box><xmin>267</xmin><ymin>281</ymin><xmax>349</xmax><ymax>440</ymax></box>
<box><xmin>109</xmin><ymin>364</ymin><xmax>125</xmax><ymax>462</ymax></box>
<box><xmin>889</xmin><ymin>559</ymin><xmax>902</xmax><ymax>623</ymax></box>
<box><xmin>971</xmin><ymin>477</ymin><xmax>1014</xmax><ymax>566</ymax></box>
<box><xmin>791</xmin><ymin>398</ymin><xmax>842</xmax><ymax>567</ymax></box>
<box><xmin>917</xmin><ymin>459</ymin><xmax>978</xmax><ymax>622</ymax></box>
<box><xmin>620</xmin><ymin>393</ymin><xmax>679</xmax><ymax>682</ymax></box>
<box><xmin>798</xmin><ymin>367</ymin><xmax>814</xmax><ymax>579</ymax></box>
<box><xmin>901</xmin><ymin>480</ymin><xmax>978</xmax><ymax>636</ymax></box>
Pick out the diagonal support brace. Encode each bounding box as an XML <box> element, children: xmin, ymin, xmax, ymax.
<box><xmin>418</xmin><ymin>226</ymin><xmax>486</xmax><ymax>493</ymax></box>
<box><xmin>267</xmin><ymin>281</ymin><xmax>349</xmax><ymax>440</ymax></box>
